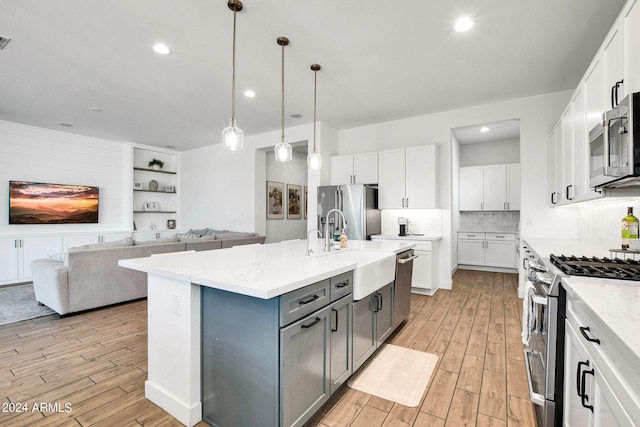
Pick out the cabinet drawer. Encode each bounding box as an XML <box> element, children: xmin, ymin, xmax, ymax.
<box><xmin>280</xmin><ymin>279</ymin><xmax>331</xmax><ymax>327</ymax></box>
<box><xmin>330</xmin><ymin>272</ymin><xmax>353</xmax><ymax>302</ymax></box>
<box><xmin>486</xmin><ymin>233</ymin><xmax>516</xmax><ymax>241</ymax></box>
<box><xmin>457</xmin><ymin>232</ymin><xmax>485</xmax><ymax>240</ymax></box>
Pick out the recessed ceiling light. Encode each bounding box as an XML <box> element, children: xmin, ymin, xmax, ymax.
<box><xmin>244</xmin><ymin>90</ymin><xmax>256</xmax><ymax>98</ymax></box>
<box><xmin>454</xmin><ymin>17</ymin><xmax>474</xmax><ymax>32</ymax></box>
<box><xmin>480</xmin><ymin>126</ymin><xmax>490</xmax><ymax>133</ymax></box>
<box><xmin>89</xmin><ymin>107</ymin><xmax>102</xmax><ymax>112</ymax></box>
<box><xmin>290</xmin><ymin>113</ymin><xmax>303</xmax><ymax>119</ymax></box>
<box><xmin>152</xmin><ymin>43</ymin><xmax>171</xmax><ymax>55</ymax></box>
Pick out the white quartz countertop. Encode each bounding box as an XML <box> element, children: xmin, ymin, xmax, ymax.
<box><xmin>458</xmin><ymin>230</ymin><xmax>519</xmax><ymax>234</ymax></box>
<box><xmin>119</xmin><ymin>239</ymin><xmax>414</xmax><ymax>299</ymax></box>
<box><xmin>523</xmin><ymin>237</ymin><xmax>611</xmax><ymax>259</ymax></box>
<box><xmin>371</xmin><ymin>234</ymin><xmax>442</xmax><ymax>241</ymax></box>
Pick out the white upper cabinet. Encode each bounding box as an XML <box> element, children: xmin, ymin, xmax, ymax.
<box><xmin>459</xmin><ymin>166</ymin><xmax>484</xmax><ymax>211</ymax></box>
<box><xmin>624</xmin><ymin>0</ymin><xmax>640</xmax><ymax>94</ymax></box>
<box><xmin>459</xmin><ymin>164</ymin><xmax>520</xmax><ymax>211</ymax></box>
<box><xmin>378</xmin><ymin>145</ymin><xmax>437</xmax><ymax>209</ymax></box>
<box><xmin>603</xmin><ymin>19</ymin><xmax>624</xmax><ymax>105</ymax></box>
<box><xmin>405</xmin><ymin>145</ymin><xmax>437</xmax><ymax>209</ymax></box>
<box><xmin>548</xmin><ymin>0</ymin><xmax>640</xmax><ymax>206</ymax></box>
<box><xmin>507</xmin><ymin>164</ymin><xmax>521</xmax><ymax>211</ymax></box>
<box><xmin>483</xmin><ymin>164</ymin><xmax>507</xmax><ymax>210</ymax></box>
<box><xmin>330</xmin><ymin>152</ymin><xmax>378</xmax><ymax>185</ymax></box>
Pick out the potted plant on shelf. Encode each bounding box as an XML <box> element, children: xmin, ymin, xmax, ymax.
<box><xmin>148</xmin><ymin>158</ymin><xmax>164</xmax><ymax>170</ymax></box>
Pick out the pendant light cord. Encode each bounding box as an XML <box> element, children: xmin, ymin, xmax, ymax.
<box><xmin>313</xmin><ymin>68</ymin><xmax>317</xmax><ymax>152</ymax></box>
<box><xmin>231</xmin><ymin>8</ymin><xmax>237</xmax><ymax>120</ymax></box>
<box><xmin>281</xmin><ymin>42</ymin><xmax>285</xmax><ymax>143</ymax></box>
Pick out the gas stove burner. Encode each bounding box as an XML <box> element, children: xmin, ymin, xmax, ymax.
<box><xmin>550</xmin><ymin>254</ymin><xmax>640</xmax><ymax>281</ymax></box>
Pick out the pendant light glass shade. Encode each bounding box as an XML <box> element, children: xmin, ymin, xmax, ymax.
<box><xmin>308</xmin><ymin>64</ymin><xmax>322</xmax><ymax>169</ymax></box>
<box><xmin>223</xmin><ymin>0</ymin><xmax>244</xmax><ymax>151</ymax></box>
<box><xmin>223</xmin><ymin>118</ymin><xmax>244</xmax><ymax>150</ymax></box>
<box><xmin>274</xmin><ymin>37</ymin><xmax>292</xmax><ymax>162</ymax></box>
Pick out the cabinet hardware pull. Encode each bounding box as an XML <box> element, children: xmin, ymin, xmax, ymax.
<box><xmin>335</xmin><ymin>282</ymin><xmax>349</xmax><ymax>288</ymax></box>
<box><xmin>580</xmin><ymin>367</ymin><xmax>595</xmax><ymax>412</ymax></box>
<box><xmin>576</xmin><ymin>360</ymin><xmax>589</xmax><ymax>397</ymax></box>
<box><xmin>299</xmin><ymin>295</ymin><xmax>319</xmax><ymax>305</ymax></box>
<box><xmin>301</xmin><ymin>317</ymin><xmax>322</xmax><ymax>329</ymax></box>
<box><xmin>378</xmin><ymin>293</ymin><xmax>383</xmax><ymax>311</ymax></box>
<box><xmin>402</xmin><ymin>198</ymin><xmax>405</xmax><ymax>208</ymax></box>
<box><xmin>579</xmin><ymin>326</ymin><xmax>601</xmax><ymax>345</ymax></box>
<box><xmin>481</xmin><ymin>202</ymin><xmax>484</xmax><ymax>210</ymax></box>
<box><xmin>331</xmin><ymin>308</ymin><xmax>338</xmax><ymax>333</ymax></box>
<box><xmin>507</xmin><ymin>202</ymin><xmax>510</xmax><ymax>210</ymax></box>
<box><xmin>406</xmin><ymin>198</ymin><xmax>409</xmax><ymax>208</ymax></box>
<box><xmin>14</xmin><ymin>239</ymin><xmax>18</xmax><ymax>248</ymax></box>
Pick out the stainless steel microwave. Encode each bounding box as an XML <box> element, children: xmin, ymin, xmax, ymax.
<box><xmin>590</xmin><ymin>92</ymin><xmax>640</xmax><ymax>188</ymax></box>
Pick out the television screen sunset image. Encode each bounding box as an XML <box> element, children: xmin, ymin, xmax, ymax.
<box><xmin>9</xmin><ymin>181</ymin><xmax>99</xmax><ymax>224</ymax></box>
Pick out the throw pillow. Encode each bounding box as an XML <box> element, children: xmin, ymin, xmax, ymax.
<box><xmin>187</xmin><ymin>228</ymin><xmax>209</xmax><ymax>237</ymax></box>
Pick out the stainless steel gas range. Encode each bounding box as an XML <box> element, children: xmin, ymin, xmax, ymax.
<box><xmin>522</xmin><ymin>243</ymin><xmax>565</xmax><ymax>427</ymax></box>
<box><xmin>522</xmin><ymin>242</ymin><xmax>640</xmax><ymax>427</ymax></box>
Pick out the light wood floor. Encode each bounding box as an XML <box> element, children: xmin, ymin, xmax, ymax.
<box><xmin>0</xmin><ymin>270</ymin><xmax>535</xmax><ymax>427</ymax></box>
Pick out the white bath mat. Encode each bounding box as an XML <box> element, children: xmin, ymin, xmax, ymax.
<box><xmin>347</xmin><ymin>344</ymin><xmax>438</xmax><ymax>407</ymax></box>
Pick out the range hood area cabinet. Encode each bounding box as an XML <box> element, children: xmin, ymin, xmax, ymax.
<box><xmin>459</xmin><ymin>164</ymin><xmax>520</xmax><ymax>211</ymax></box>
<box><xmin>378</xmin><ymin>145</ymin><xmax>438</xmax><ymax>209</ymax></box>
<box><xmin>330</xmin><ymin>152</ymin><xmax>378</xmax><ymax>185</ymax></box>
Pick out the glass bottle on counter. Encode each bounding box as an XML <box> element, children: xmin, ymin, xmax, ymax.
<box><xmin>621</xmin><ymin>207</ymin><xmax>639</xmax><ymax>249</ymax></box>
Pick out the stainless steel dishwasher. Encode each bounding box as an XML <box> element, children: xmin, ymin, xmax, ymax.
<box><xmin>393</xmin><ymin>249</ymin><xmax>417</xmax><ymax>329</ymax></box>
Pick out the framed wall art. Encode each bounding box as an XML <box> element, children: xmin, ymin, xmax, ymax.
<box><xmin>143</xmin><ymin>201</ymin><xmax>160</xmax><ymax>211</ymax></box>
<box><xmin>287</xmin><ymin>184</ymin><xmax>302</xmax><ymax>219</ymax></box>
<box><xmin>267</xmin><ymin>181</ymin><xmax>284</xmax><ymax>219</ymax></box>
<box><xmin>304</xmin><ymin>186</ymin><xmax>308</xmax><ymax>219</ymax></box>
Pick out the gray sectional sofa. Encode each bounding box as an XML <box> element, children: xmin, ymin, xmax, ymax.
<box><xmin>31</xmin><ymin>231</ymin><xmax>265</xmax><ymax>315</ymax></box>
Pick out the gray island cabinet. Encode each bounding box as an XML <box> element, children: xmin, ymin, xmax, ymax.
<box><xmin>201</xmin><ymin>272</ymin><xmax>353</xmax><ymax>427</ymax></box>
<box><xmin>118</xmin><ymin>239</ymin><xmax>415</xmax><ymax>427</ymax></box>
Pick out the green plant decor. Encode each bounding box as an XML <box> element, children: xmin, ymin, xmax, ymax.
<box><xmin>148</xmin><ymin>158</ymin><xmax>164</xmax><ymax>169</ymax></box>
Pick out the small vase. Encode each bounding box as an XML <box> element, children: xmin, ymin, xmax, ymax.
<box><xmin>149</xmin><ymin>180</ymin><xmax>158</xmax><ymax>191</ymax></box>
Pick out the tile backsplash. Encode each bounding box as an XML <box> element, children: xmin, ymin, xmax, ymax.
<box><xmin>460</xmin><ymin>211</ymin><xmax>520</xmax><ymax>232</ymax></box>
<box><xmin>381</xmin><ymin>209</ymin><xmax>443</xmax><ymax>236</ymax></box>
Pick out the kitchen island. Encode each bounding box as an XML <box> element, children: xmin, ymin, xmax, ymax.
<box><xmin>119</xmin><ymin>238</ymin><xmax>414</xmax><ymax>427</ymax></box>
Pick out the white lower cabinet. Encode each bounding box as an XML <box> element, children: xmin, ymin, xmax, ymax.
<box><xmin>564</xmin><ymin>301</ymin><xmax>639</xmax><ymax>426</ymax></box>
<box><xmin>457</xmin><ymin>232</ymin><xmax>517</xmax><ymax>269</ymax></box>
<box><xmin>0</xmin><ymin>235</ymin><xmax>62</xmax><ymax>284</ymax></box>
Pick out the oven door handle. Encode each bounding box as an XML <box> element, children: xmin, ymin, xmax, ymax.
<box><xmin>532</xmin><ymin>294</ymin><xmax>547</xmax><ymax>305</ymax></box>
<box><xmin>523</xmin><ymin>349</ymin><xmax>546</xmax><ymax>407</ymax></box>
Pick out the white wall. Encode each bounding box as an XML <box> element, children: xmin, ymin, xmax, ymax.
<box><xmin>459</xmin><ymin>138</ymin><xmax>520</xmax><ymax>167</ymax></box>
<box><xmin>264</xmin><ymin>149</ymin><xmax>308</xmax><ymax>243</ymax></box>
<box><xmin>338</xmin><ymin>90</ymin><xmax>575</xmax><ymax>290</ymax></box>
<box><xmin>180</xmin><ymin>122</ymin><xmax>339</xmax><ymax>238</ymax></box>
<box><xmin>0</xmin><ymin>120</ymin><xmax>131</xmax><ymax>235</ymax></box>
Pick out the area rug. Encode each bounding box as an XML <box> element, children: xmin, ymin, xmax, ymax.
<box><xmin>347</xmin><ymin>344</ymin><xmax>438</xmax><ymax>407</ymax></box>
<box><xmin>0</xmin><ymin>283</ymin><xmax>56</xmax><ymax>326</ymax></box>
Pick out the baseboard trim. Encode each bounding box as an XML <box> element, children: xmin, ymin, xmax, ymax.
<box><xmin>457</xmin><ymin>265</ymin><xmax>518</xmax><ymax>274</ymax></box>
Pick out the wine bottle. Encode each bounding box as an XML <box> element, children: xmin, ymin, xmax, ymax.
<box><xmin>621</xmin><ymin>207</ymin><xmax>639</xmax><ymax>249</ymax></box>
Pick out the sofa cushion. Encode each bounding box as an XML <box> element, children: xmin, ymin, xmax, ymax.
<box><xmin>134</xmin><ymin>234</ymin><xmax>180</xmax><ymax>245</ymax></box>
<box><xmin>69</xmin><ymin>237</ymin><xmax>134</xmax><ymax>252</ymax></box>
<box><xmin>214</xmin><ymin>232</ymin><xmax>258</xmax><ymax>240</ymax></box>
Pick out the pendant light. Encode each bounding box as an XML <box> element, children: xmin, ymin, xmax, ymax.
<box><xmin>222</xmin><ymin>0</ymin><xmax>244</xmax><ymax>151</ymax></box>
<box><xmin>307</xmin><ymin>64</ymin><xmax>322</xmax><ymax>170</ymax></box>
<box><xmin>274</xmin><ymin>37</ymin><xmax>292</xmax><ymax>162</ymax></box>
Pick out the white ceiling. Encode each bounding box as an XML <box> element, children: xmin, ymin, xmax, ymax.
<box><xmin>453</xmin><ymin>119</ymin><xmax>520</xmax><ymax>145</ymax></box>
<box><xmin>0</xmin><ymin>0</ymin><xmax>626</xmax><ymax>151</ymax></box>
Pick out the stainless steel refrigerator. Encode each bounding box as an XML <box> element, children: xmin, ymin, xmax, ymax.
<box><xmin>317</xmin><ymin>184</ymin><xmax>381</xmax><ymax>241</ymax></box>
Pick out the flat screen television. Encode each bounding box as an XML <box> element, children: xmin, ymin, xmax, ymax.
<box><xmin>9</xmin><ymin>181</ymin><xmax>99</xmax><ymax>224</ymax></box>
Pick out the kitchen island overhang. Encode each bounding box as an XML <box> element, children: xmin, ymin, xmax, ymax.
<box><xmin>118</xmin><ymin>239</ymin><xmax>414</xmax><ymax>426</ymax></box>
